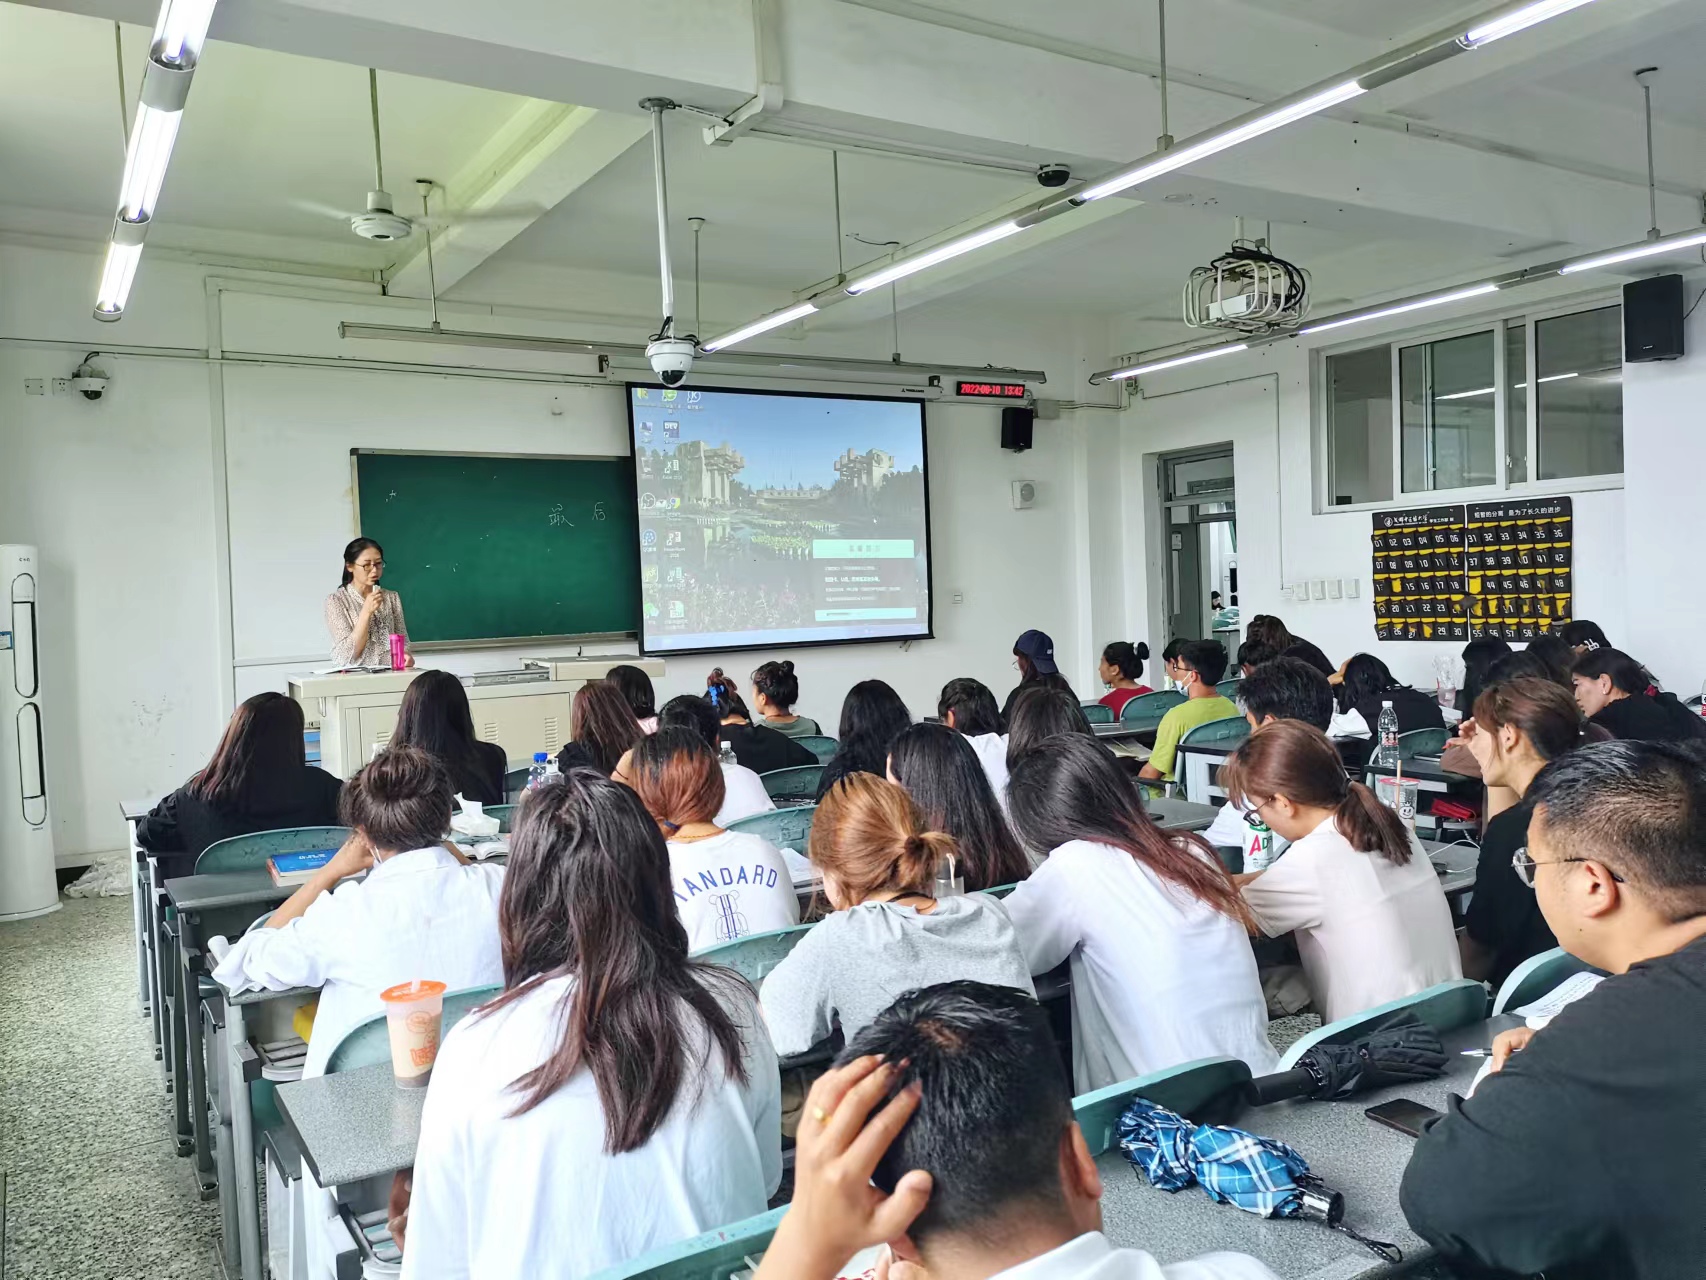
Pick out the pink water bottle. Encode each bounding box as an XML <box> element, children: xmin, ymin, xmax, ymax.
<box><xmin>389</xmin><ymin>633</ymin><xmax>406</xmax><ymax>671</ymax></box>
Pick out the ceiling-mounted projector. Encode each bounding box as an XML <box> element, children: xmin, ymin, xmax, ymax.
<box><xmin>1183</xmin><ymin>231</ymin><xmax>1310</xmax><ymax>335</ymax></box>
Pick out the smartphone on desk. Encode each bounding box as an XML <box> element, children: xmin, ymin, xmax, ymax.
<box><xmin>1365</xmin><ymin>1098</ymin><xmax>1444</xmax><ymax>1138</ymax></box>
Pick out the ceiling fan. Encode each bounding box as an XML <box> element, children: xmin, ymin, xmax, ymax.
<box><xmin>293</xmin><ymin>69</ymin><xmax>543</xmax><ymax>242</ymax></box>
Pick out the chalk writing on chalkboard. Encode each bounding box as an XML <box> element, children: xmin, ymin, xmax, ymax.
<box><xmin>548</xmin><ymin>504</ymin><xmax>575</xmax><ymax>528</ymax></box>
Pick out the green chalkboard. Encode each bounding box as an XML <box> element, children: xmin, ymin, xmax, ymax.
<box><xmin>353</xmin><ymin>450</ymin><xmax>639</xmax><ymax>644</ymax></box>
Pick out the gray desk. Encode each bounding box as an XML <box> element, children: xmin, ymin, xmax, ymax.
<box><xmin>121</xmin><ymin>797</ymin><xmax>156</xmax><ymax>1028</ymax></box>
<box><xmin>277</xmin><ymin>1064</ymin><xmax>424</xmax><ymax>1189</ymax></box>
<box><xmin>1098</xmin><ymin>1017</ymin><xmax>1517</xmax><ymax>1278</ymax></box>
<box><xmin>1146</xmin><ymin>797</ymin><xmax>1217</xmax><ymax>833</ymax></box>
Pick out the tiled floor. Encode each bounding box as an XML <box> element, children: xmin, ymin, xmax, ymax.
<box><xmin>1</xmin><ymin>895</ymin><xmax>225</xmax><ymax>1280</ymax></box>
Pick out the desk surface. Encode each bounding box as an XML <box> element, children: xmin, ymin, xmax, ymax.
<box><xmin>165</xmin><ymin>872</ymin><xmax>292</xmax><ymax>914</ymax></box>
<box><xmin>1098</xmin><ymin>1017</ymin><xmax>1516</xmax><ymax>1279</ymax></box>
<box><xmin>1093</xmin><ymin>720</ymin><xmax>1161</xmax><ymax>740</ymax></box>
<box><xmin>1364</xmin><ymin>756</ymin><xmax>1470</xmax><ymax>785</ymax></box>
<box><xmin>121</xmin><ymin>797</ymin><xmax>155</xmax><ymax>822</ymax></box>
<box><xmin>277</xmin><ymin>1064</ymin><xmax>424</xmax><ymax>1188</ymax></box>
<box><xmin>1146</xmin><ymin>797</ymin><xmax>1217</xmax><ymax>832</ymax></box>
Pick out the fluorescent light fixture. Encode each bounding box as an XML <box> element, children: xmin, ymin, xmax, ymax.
<box><xmin>152</xmin><ymin>0</ymin><xmax>217</xmax><ymax>65</ymax></box>
<box><xmin>94</xmin><ymin>241</ymin><xmax>144</xmax><ymax>320</ymax></box>
<box><xmin>845</xmin><ymin>222</ymin><xmax>1023</xmax><ymax>295</ymax></box>
<box><xmin>1437</xmin><ymin>386</ymin><xmax>1496</xmax><ymax>401</ymax></box>
<box><xmin>702</xmin><ymin>302</ymin><xmax>819</xmax><ymax>352</ymax></box>
<box><xmin>1109</xmin><ymin>343</ymin><xmax>1249</xmax><ymax>380</ymax></box>
<box><xmin>1078</xmin><ymin>80</ymin><xmax>1365</xmax><ymax>203</ymax></box>
<box><xmin>116</xmin><ymin>104</ymin><xmax>183</xmax><ymax>222</ymax></box>
<box><xmin>1560</xmin><ymin>228</ymin><xmax>1706</xmax><ymax>274</ymax></box>
<box><xmin>1460</xmin><ymin>0</ymin><xmax>1597</xmax><ymax>48</ymax></box>
<box><xmin>1300</xmin><ymin>282</ymin><xmax>1499</xmax><ymax>335</ymax></box>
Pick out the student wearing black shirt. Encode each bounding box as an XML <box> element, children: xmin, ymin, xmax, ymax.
<box><xmin>1571</xmin><ymin>647</ymin><xmax>1704</xmax><ymax>743</ymax></box>
<box><xmin>818</xmin><ymin>680</ymin><xmax>912</xmax><ymax>799</ymax></box>
<box><xmin>1457</xmin><ymin>677</ymin><xmax>1581</xmax><ymax>985</ymax></box>
<box><xmin>1332</xmin><ymin>653</ymin><xmax>1447</xmax><ymax>772</ymax></box>
<box><xmin>704</xmin><ymin>670</ymin><xmax>816</xmax><ymax>774</ymax></box>
<box><xmin>999</xmin><ymin>629</ymin><xmax>1059</xmax><ymax>729</ymax></box>
<box><xmin>1402</xmin><ymin>741</ymin><xmax>1706</xmax><ymax>1280</ymax></box>
<box><xmin>136</xmin><ymin>692</ymin><xmax>342</xmax><ymax>880</ymax></box>
<box><xmin>388</xmin><ymin>670</ymin><xmax>508</xmax><ymax>806</ymax></box>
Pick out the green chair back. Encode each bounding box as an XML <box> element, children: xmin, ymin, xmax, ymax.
<box><xmin>1073</xmin><ymin>1057</ymin><xmax>1255</xmax><ymax>1156</ymax></box>
<box><xmin>1119</xmin><ymin>690</ymin><xmax>1186</xmax><ymax>724</ymax></box>
<box><xmin>324</xmin><ymin>984</ymin><xmax>504</xmax><ymax>1075</ymax></box>
<box><xmin>1397</xmin><ymin>727</ymin><xmax>1450</xmax><ymax>758</ymax></box>
<box><xmin>504</xmin><ymin>767</ymin><xmax>533</xmax><ymax>803</ymax></box>
<box><xmin>980</xmin><ymin>881</ymin><xmax>1020</xmax><ymax>899</ymax></box>
<box><xmin>589</xmin><ymin>1206</ymin><xmax>785</xmax><ymax>1280</ymax></box>
<box><xmin>1216</xmin><ymin>677</ymin><xmax>1243</xmax><ymax>700</ymax></box>
<box><xmin>693</xmin><ymin>924</ymin><xmax>814</xmax><ymax>984</ymax></box>
<box><xmin>1178</xmin><ymin>715</ymin><xmax>1251</xmax><ymax>747</ymax></box>
<box><xmin>760</xmin><ymin>765</ymin><xmax>823</xmax><ymax>802</ymax></box>
<box><xmin>1277</xmin><ymin>978</ymin><xmax>1489</xmax><ymax>1070</ymax></box>
<box><xmin>1080</xmin><ymin>702</ymin><xmax>1115</xmax><ymax>725</ymax></box>
<box><xmin>793</xmin><ymin>735</ymin><xmax>839</xmax><ymax>764</ymax></box>
<box><xmin>485</xmin><ymin>804</ymin><xmax>518</xmax><ymax>833</ymax></box>
<box><xmin>196</xmin><ymin>826</ymin><xmax>353</xmax><ymax>875</ymax></box>
<box><xmin>725</xmin><ymin>805</ymin><xmax>817</xmax><ymax>852</ymax></box>
<box><xmin>1491</xmin><ymin>947</ymin><xmax>1599</xmax><ymax>1015</ymax></box>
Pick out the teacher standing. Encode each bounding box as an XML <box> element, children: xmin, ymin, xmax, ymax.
<box><xmin>324</xmin><ymin>537</ymin><xmax>414</xmax><ymax>668</ymax></box>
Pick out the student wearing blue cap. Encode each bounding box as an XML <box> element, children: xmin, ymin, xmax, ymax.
<box><xmin>1000</xmin><ymin>629</ymin><xmax>1058</xmax><ymax>731</ymax></box>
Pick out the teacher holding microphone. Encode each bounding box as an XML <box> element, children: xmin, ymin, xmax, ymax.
<box><xmin>324</xmin><ymin>537</ymin><xmax>414</xmax><ymax>669</ymax></box>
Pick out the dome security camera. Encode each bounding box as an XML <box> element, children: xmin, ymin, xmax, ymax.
<box><xmin>1036</xmin><ymin>163</ymin><xmax>1072</xmax><ymax>188</ymax></box>
<box><xmin>646</xmin><ymin>336</ymin><xmax>697</xmax><ymax>387</ymax></box>
<box><xmin>69</xmin><ymin>353</ymin><xmax>109</xmax><ymax>400</ymax></box>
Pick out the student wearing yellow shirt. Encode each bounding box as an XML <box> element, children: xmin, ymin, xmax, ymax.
<box><xmin>1139</xmin><ymin>640</ymin><xmax>1239</xmax><ymax>784</ymax></box>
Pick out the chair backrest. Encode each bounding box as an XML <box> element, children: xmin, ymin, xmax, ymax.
<box><xmin>1491</xmin><ymin>946</ymin><xmax>1599</xmax><ymax>1015</ymax></box>
<box><xmin>485</xmin><ymin>804</ymin><xmax>517</xmax><ymax>833</ymax></box>
<box><xmin>504</xmin><ymin>766</ymin><xmax>532</xmax><ymax>803</ymax></box>
<box><xmin>760</xmin><ymin>765</ymin><xmax>823</xmax><ymax>801</ymax></box>
<box><xmin>1179</xmin><ymin>715</ymin><xmax>1251</xmax><ymax>747</ymax></box>
<box><xmin>196</xmin><ymin>825</ymin><xmax>353</xmax><ymax>875</ymax></box>
<box><xmin>980</xmin><ymin>881</ymin><xmax>1019</xmax><ymax>899</ymax></box>
<box><xmin>1120</xmin><ymin>690</ymin><xmax>1186</xmax><ymax>724</ymax></box>
<box><xmin>725</xmin><ymin>805</ymin><xmax>817</xmax><ymax>852</ymax></box>
<box><xmin>1080</xmin><ymin>702</ymin><xmax>1115</xmax><ymax>724</ymax></box>
<box><xmin>692</xmin><ymin>924</ymin><xmax>815</xmax><ymax>984</ymax></box>
<box><xmin>1072</xmin><ymin>1057</ymin><xmax>1255</xmax><ymax>1156</ymax></box>
<box><xmin>1216</xmin><ymin>677</ymin><xmax>1243</xmax><ymax>700</ymax></box>
<box><xmin>1397</xmin><ymin>727</ymin><xmax>1450</xmax><ymax>758</ymax></box>
<box><xmin>1277</xmin><ymin>978</ymin><xmax>1490</xmax><ymax>1070</ymax></box>
<box><xmin>324</xmin><ymin>983</ymin><xmax>504</xmax><ymax>1075</ymax></box>
<box><xmin>793</xmin><ymin>735</ymin><xmax>839</xmax><ymax>764</ymax></box>
<box><xmin>590</xmin><ymin>1206</ymin><xmax>785</xmax><ymax>1280</ymax></box>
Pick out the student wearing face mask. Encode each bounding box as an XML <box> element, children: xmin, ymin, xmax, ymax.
<box><xmin>1138</xmin><ymin>641</ymin><xmax>1238</xmax><ymax>787</ymax></box>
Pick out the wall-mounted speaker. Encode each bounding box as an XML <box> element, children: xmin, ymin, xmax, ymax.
<box><xmin>1624</xmin><ymin>274</ymin><xmax>1685</xmax><ymax>362</ymax></box>
<box><xmin>1001</xmin><ymin>405</ymin><xmax>1035</xmax><ymax>452</ymax></box>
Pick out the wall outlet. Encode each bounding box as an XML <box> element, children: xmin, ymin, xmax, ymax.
<box><xmin>1310</xmin><ymin>579</ymin><xmax>1327</xmax><ymax>600</ymax></box>
<box><xmin>1328</xmin><ymin>578</ymin><xmax>1343</xmax><ymax>599</ymax></box>
<box><xmin>951</xmin><ymin>590</ymin><xmax>964</xmax><ymax>606</ymax></box>
<box><xmin>50</xmin><ymin>378</ymin><xmax>70</xmax><ymax>396</ymax></box>
<box><xmin>23</xmin><ymin>379</ymin><xmax>44</xmax><ymax>396</ymax></box>
<box><xmin>1279</xmin><ymin>586</ymin><xmax>1294</xmax><ymax>603</ymax></box>
<box><xmin>1346</xmin><ymin>578</ymin><xmax>1360</xmax><ymax>598</ymax></box>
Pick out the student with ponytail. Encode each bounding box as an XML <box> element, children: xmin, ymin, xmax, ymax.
<box><xmin>1097</xmin><ymin>640</ymin><xmax>1153</xmax><ymax>714</ymax></box>
<box><xmin>400</xmin><ymin>769</ymin><xmax>781</xmax><ymax>1279</ymax></box>
<box><xmin>750</xmin><ymin>659</ymin><xmax>820</xmax><ymax>738</ymax></box>
<box><xmin>1222</xmin><ymin>720</ymin><xmax>1460</xmax><ymax>1022</ymax></box>
<box><xmin>759</xmin><ymin>773</ymin><xmax>1032</xmax><ymax>1056</ymax></box>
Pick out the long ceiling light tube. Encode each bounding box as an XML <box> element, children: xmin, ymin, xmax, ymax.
<box><xmin>1560</xmin><ymin>227</ymin><xmax>1706</xmax><ymax>274</ymax></box>
<box><xmin>1460</xmin><ymin>0</ymin><xmax>1599</xmax><ymax>48</ymax></box>
<box><xmin>1108</xmin><ymin>344</ymin><xmax>1248</xmax><ymax>380</ymax></box>
<box><xmin>94</xmin><ymin>0</ymin><xmax>216</xmax><ymax>322</ymax></box>
<box><xmin>843</xmin><ymin>221</ymin><xmax>1025</xmax><ymax>296</ymax></box>
<box><xmin>702</xmin><ymin>302</ymin><xmax>819</xmax><ymax>352</ymax></box>
<box><xmin>1298</xmin><ymin>282</ymin><xmax>1502</xmax><ymax>335</ymax></box>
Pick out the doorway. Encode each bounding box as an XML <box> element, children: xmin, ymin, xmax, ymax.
<box><xmin>1159</xmin><ymin>446</ymin><xmax>1239</xmax><ymax>651</ymax></box>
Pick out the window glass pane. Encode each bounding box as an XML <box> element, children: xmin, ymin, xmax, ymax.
<box><xmin>1505</xmin><ymin>322</ymin><xmax>1527</xmax><ymax>485</ymax></box>
<box><xmin>1538</xmin><ymin>305</ymin><xmax>1622</xmax><ymax>479</ymax></box>
<box><xmin>1400</xmin><ymin>330</ymin><xmax>1496</xmax><ymax>492</ymax></box>
<box><xmin>1325</xmin><ymin>345</ymin><xmax>1392</xmax><ymax>504</ymax></box>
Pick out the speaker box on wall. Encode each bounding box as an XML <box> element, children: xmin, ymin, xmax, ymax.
<box><xmin>1624</xmin><ymin>274</ymin><xmax>1685</xmax><ymax>362</ymax></box>
<box><xmin>1001</xmin><ymin>405</ymin><xmax>1035</xmax><ymax>452</ymax></box>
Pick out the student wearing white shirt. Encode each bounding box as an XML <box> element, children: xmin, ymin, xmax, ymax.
<box><xmin>1201</xmin><ymin>657</ymin><xmax>1335</xmax><ymax>856</ymax></box>
<box><xmin>751</xmin><ymin>983</ymin><xmax>1278</xmax><ymax>1280</ymax></box>
<box><xmin>401</xmin><ymin>770</ymin><xmax>782</xmax><ymax>1280</ymax></box>
<box><xmin>625</xmin><ymin>726</ymin><xmax>799</xmax><ymax>952</ymax></box>
<box><xmin>1222</xmin><ymin>721</ymin><xmax>1461</xmax><ymax>1022</ymax></box>
<box><xmin>937</xmin><ymin>677</ymin><xmax>1011</xmax><ymax>805</ymax></box>
<box><xmin>1002</xmin><ymin>735</ymin><xmax>1278</xmax><ymax>1092</ymax></box>
<box><xmin>658</xmin><ymin>693</ymin><xmax>776</xmax><ymax>826</ymax></box>
<box><xmin>213</xmin><ymin>745</ymin><xmax>505</xmax><ymax>1280</ymax></box>
<box><xmin>888</xmin><ymin>722</ymin><xmax>1030</xmax><ymax>891</ymax></box>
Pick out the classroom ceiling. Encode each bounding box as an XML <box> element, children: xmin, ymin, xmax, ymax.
<box><xmin>5</xmin><ymin>0</ymin><xmax>1706</xmax><ymax>352</ymax></box>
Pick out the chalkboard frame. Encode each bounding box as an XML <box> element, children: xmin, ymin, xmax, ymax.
<box><xmin>350</xmin><ymin>447</ymin><xmax>642</xmax><ymax>650</ymax></box>
<box><xmin>623</xmin><ymin>381</ymin><xmax>936</xmax><ymax>658</ymax></box>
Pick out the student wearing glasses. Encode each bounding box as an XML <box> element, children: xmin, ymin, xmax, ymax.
<box><xmin>1403</xmin><ymin>741</ymin><xmax>1706</xmax><ymax>1280</ymax></box>
<box><xmin>324</xmin><ymin>537</ymin><xmax>413</xmax><ymax>668</ymax></box>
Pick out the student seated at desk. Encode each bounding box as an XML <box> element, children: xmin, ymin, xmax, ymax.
<box><xmin>1571</xmin><ymin>647</ymin><xmax>1705</xmax><ymax>743</ymax></box>
<box><xmin>1221</xmin><ymin>721</ymin><xmax>1460</xmax><ymax>1022</ymax></box>
<box><xmin>1402</xmin><ymin>742</ymin><xmax>1706</xmax><ymax>1280</ymax></box>
<box><xmin>402</xmin><ymin>769</ymin><xmax>782</xmax><ymax>1280</ymax></box>
<box><xmin>817</xmin><ymin>680</ymin><xmax>913</xmax><ymax>800</ymax></box>
<box><xmin>752</xmin><ymin>983</ymin><xmax>1279</xmax><ymax>1280</ymax></box>
<box><xmin>555</xmin><ymin>680</ymin><xmax>643</xmax><ymax>776</ymax></box>
<box><xmin>1234</xmin><ymin>638</ymin><xmax>1278</xmax><ymax>678</ymax></box>
<box><xmin>1000</xmin><ymin>629</ymin><xmax>1059</xmax><ymax>729</ymax></box>
<box><xmin>1200</xmin><ymin>657</ymin><xmax>1332</xmax><ymax>855</ymax></box>
<box><xmin>1003</xmin><ymin>735</ymin><xmax>1277</xmax><ymax>1091</ymax></box>
<box><xmin>1459</xmin><ymin>635</ymin><xmax>1513</xmax><ymax>714</ymax></box>
<box><xmin>1559</xmin><ymin>617</ymin><xmax>1610</xmax><ymax>654</ymax></box>
<box><xmin>1096</xmin><ymin>640</ymin><xmax>1153</xmax><ymax>715</ymax></box>
<box><xmin>938</xmin><ymin>677</ymin><xmax>1010</xmax><ymax>804</ymax></box>
<box><xmin>1006</xmin><ymin>685</ymin><xmax>1096</xmax><ymax>769</ymax></box>
<box><xmin>389</xmin><ymin>669</ymin><xmax>508</xmax><ymax>807</ymax></box>
<box><xmin>888</xmin><ymin>723</ymin><xmax>1030</xmax><ymax>890</ymax></box>
<box><xmin>705</xmin><ymin>668</ymin><xmax>818</xmax><ymax>774</ymax></box>
<box><xmin>750</xmin><ymin>659</ymin><xmax>821</xmax><ymax>738</ymax></box>
<box><xmin>1138</xmin><ymin>640</ymin><xmax>1237</xmax><ymax>787</ymax></box>
<box><xmin>760</xmin><ymin>775</ymin><xmax>1032</xmax><ymax>1057</ymax></box>
<box><xmin>626</xmin><ymin>727</ymin><xmax>799</xmax><ymax>951</ymax></box>
<box><xmin>1328</xmin><ymin>653</ymin><xmax>1446</xmax><ymax>770</ymax></box>
<box><xmin>136</xmin><ymin>692</ymin><xmax>342</xmax><ymax>881</ymax></box>
<box><xmin>658</xmin><ymin>694</ymin><xmax>775</xmax><ymax>825</ymax></box>
<box><xmin>606</xmin><ymin>663</ymin><xmax>660</xmax><ymax>734</ymax></box>
<box><xmin>1245</xmin><ymin>615</ymin><xmax>1332</xmax><ymax>678</ymax></box>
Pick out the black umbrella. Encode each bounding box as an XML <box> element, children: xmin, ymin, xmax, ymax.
<box><xmin>1246</xmin><ymin>1011</ymin><xmax>1448</xmax><ymax>1105</ymax></box>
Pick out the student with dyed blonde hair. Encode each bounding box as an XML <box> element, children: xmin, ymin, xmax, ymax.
<box><xmin>760</xmin><ymin>773</ymin><xmax>1031</xmax><ymax>1056</ymax></box>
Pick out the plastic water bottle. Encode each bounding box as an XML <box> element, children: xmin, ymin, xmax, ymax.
<box><xmin>1376</xmin><ymin>701</ymin><xmax>1400</xmax><ymax>769</ymax></box>
<box><xmin>718</xmin><ymin>739</ymin><xmax>736</xmax><ymax>768</ymax></box>
<box><xmin>1245</xmin><ymin>818</ymin><xmax>1276</xmax><ymax>873</ymax></box>
<box><xmin>1698</xmin><ymin>679</ymin><xmax>1706</xmax><ymax>721</ymax></box>
<box><xmin>525</xmin><ymin>751</ymin><xmax>550</xmax><ymax>791</ymax></box>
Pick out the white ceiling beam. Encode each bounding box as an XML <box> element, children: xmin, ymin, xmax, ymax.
<box><xmin>386</xmin><ymin>102</ymin><xmax>650</xmax><ymax>298</ymax></box>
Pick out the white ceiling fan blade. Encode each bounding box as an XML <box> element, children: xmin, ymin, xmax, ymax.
<box><xmin>289</xmin><ymin>197</ymin><xmax>363</xmax><ymax>222</ymax></box>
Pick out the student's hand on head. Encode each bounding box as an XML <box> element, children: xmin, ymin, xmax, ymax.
<box><xmin>1329</xmin><ymin>659</ymin><xmax>1348</xmax><ymax>686</ymax></box>
<box><xmin>1488</xmin><ymin>1025</ymin><xmax>1535</xmax><ymax>1073</ymax></box>
<box><xmin>328</xmin><ymin>834</ymin><xmax>375</xmax><ymax>880</ymax></box>
<box><xmin>755</xmin><ymin>1056</ymin><xmax>932</xmax><ymax>1280</ymax></box>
